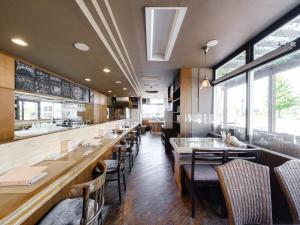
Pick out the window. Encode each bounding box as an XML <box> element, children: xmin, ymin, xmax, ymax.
<box><xmin>40</xmin><ymin>102</ymin><xmax>63</xmax><ymax>119</ymax></box>
<box><xmin>40</xmin><ymin>102</ymin><xmax>53</xmax><ymax>119</ymax></box>
<box><xmin>250</xmin><ymin>50</ymin><xmax>300</xmax><ymax>150</ymax></box>
<box><xmin>53</xmin><ymin>103</ymin><xmax>62</xmax><ymax>119</ymax></box>
<box><xmin>142</xmin><ymin>104</ymin><xmax>165</xmax><ymax>119</ymax></box>
<box><xmin>214</xmin><ymin>73</ymin><xmax>247</xmax><ymax>139</ymax></box>
<box><xmin>215</xmin><ymin>51</ymin><xmax>246</xmax><ymax>79</ymax></box>
<box><xmin>254</xmin><ymin>15</ymin><xmax>300</xmax><ymax>59</ymax></box>
<box><xmin>23</xmin><ymin>101</ymin><xmax>39</xmax><ymax>120</ymax></box>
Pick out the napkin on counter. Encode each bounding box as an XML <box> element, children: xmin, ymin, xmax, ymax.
<box><xmin>0</xmin><ymin>166</ymin><xmax>48</xmax><ymax>186</ymax></box>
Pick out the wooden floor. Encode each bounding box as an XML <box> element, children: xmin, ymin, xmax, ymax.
<box><xmin>104</xmin><ymin>133</ymin><xmax>228</xmax><ymax>225</ymax></box>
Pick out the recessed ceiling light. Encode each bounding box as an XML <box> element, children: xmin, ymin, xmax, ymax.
<box><xmin>206</xmin><ymin>40</ymin><xmax>218</xmax><ymax>47</ymax></box>
<box><xmin>123</xmin><ymin>87</ymin><xmax>127</xmax><ymax>91</ymax></box>
<box><xmin>84</xmin><ymin>78</ymin><xmax>91</xmax><ymax>82</ymax></box>
<box><xmin>103</xmin><ymin>68</ymin><xmax>111</xmax><ymax>73</ymax></box>
<box><xmin>74</xmin><ymin>43</ymin><xmax>89</xmax><ymax>51</ymax></box>
<box><xmin>11</xmin><ymin>38</ymin><xmax>28</xmax><ymax>46</ymax></box>
<box><xmin>108</xmin><ymin>90</ymin><xmax>112</xmax><ymax>93</ymax></box>
<box><xmin>115</xmin><ymin>81</ymin><xmax>122</xmax><ymax>84</ymax></box>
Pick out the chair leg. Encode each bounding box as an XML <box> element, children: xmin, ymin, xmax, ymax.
<box><xmin>191</xmin><ymin>183</ymin><xmax>195</xmax><ymax>218</ymax></box>
<box><xmin>122</xmin><ymin>170</ymin><xmax>126</xmax><ymax>191</ymax></box>
<box><xmin>117</xmin><ymin>170</ymin><xmax>122</xmax><ymax>204</ymax></box>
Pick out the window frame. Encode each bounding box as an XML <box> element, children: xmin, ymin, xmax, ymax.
<box><xmin>212</xmin><ymin>5</ymin><xmax>300</xmax><ymax>144</ymax></box>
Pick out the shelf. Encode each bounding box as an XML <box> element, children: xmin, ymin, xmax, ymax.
<box><xmin>172</xmin><ymin>98</ymin><xmax>180</xmax><ymax>103</ymax></box>
<box><xmin>172</xmin><ymin>87</ymin><xmax>180</xmax><ymax>95</ymax></box>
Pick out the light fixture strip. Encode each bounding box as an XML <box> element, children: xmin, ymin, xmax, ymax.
<box><xmin>104</xmin><ymin>0</ymin><xmax>141</xmax><ymax>94</ymax></box>
<box><xmin>91</xmin><ymin>0</ymin><xmax>141</xmax><ymax>94</ymax></box>
<box><xmin>76</xmin><ymin>0</ymin><xmax>140</xmax><ymax>96</ymax></box>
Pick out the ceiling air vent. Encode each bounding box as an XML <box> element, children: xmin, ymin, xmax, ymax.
<box><xmin>145</xmin><ymin>7</ymin><xmax>187</xmax><ymax>61</ymax></box>
<box><xmin>145</xmin><ymin>90</ymin><xmax>159</xmax><ymax>94</ymax></box>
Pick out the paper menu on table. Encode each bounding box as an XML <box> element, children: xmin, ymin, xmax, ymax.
<box><xmin>0</xmin><ymin>166</ymin><xmax>48</xmax><ymax>186</ymax></box>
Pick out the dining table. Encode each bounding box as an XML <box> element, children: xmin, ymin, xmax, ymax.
<box><xmin>169</xmin><ymin>137</ymin><xmax>251</xmax><ymax>193</ymax></box>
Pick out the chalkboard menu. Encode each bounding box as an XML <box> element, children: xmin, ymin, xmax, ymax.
<box><xmin>49</xmin><ymin>76</ymin><xmax>62</xmax><ymax>96</ymax></box>
<box><xmin>15</xmin><ymin>60</ymin><xmax>90</xmax><ymax>102</ymax></box>
<box><xmin>15</xmin><ymin>61</ymin><xmax>35</xmax><ymax>92</ymax></box>
<box><xmin>61</xmin><ymin>80</ymin><xmax>71</xmax><ymax>99</ymax></box>
<box><xmin>35</xmin><ymin>69</ymin><xmax>50</xmax><ymax>95</ymax></box>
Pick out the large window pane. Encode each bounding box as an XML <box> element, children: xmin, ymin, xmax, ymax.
<box><xmin>215</xmin><ymin>51</ymin><xmax>246</xmax><ymax>79</ymax></box>
<box><xmin>254</xmin><ymin>15</ymin><xmax>300</xmax><ymax>59</ymax></box>
<box><xmin>214</xmin><ymin>74</ymin><xmax>246</xmax><ymax>139</ymax></box>
<box><xmin>252</xmin><ymin>76</ymin><xmax>269</xmax><ymax>131</ymax></box>
<box><xmin>23</xmin><ymin>101</ymin><xmax>38</xmax><ymax>120</ymax></box>
<box><xmin>250</xmin><ymin>49</ymin><xmax>300</xmax><ymax>157</ymax></box>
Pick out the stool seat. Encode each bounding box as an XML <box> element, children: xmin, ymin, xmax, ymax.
<box><xmin>114</xmin><ymin>144</ymin><xmax>123</xmax><ymax>148</ymax></box>
<box><xmin>104</xmin><ymin>159</ymin><xmax>120</xmax><ymax>172</ymax></box>
<box><xmin>38</xmin><ymin>198</ymin><xmax>94</xmax><ymax>225</ymax></box>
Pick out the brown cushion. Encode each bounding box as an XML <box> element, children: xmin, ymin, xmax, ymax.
<box><xmin>182</xmin><ymin>164</ymin><xmax>219</xmax><ymax>182</ymax></box>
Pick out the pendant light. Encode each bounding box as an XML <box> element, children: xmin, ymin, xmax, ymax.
<box><xmin>200</xmin><ymin>47</ymin><xmax>211</xmax><ymax>89</ymax></box>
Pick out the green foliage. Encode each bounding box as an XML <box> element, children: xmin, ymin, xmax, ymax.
<box><xmin>276</xmin><ymin>76</ymin><xmax>299</xmax><ymax>117</ymax></box>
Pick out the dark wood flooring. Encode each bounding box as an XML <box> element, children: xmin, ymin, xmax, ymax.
<box><xmin>103</xmin><ymin>133</ymin><xmax>228</xmax><ymax>225</ymax></box>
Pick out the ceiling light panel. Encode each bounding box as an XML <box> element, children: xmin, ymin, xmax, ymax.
<box><xmin>145</xmin><ymin>7</ymin><xmax>187</xmax><ymax>61</ymax></box>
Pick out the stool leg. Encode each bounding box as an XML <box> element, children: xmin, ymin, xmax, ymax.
<box><xmin>128</xmin><ymin>154</ymin><xmax>132</xmax><ymax>173</ymax></box>
<box><xmin>131</xmin><ymin>153</ymin><xmax>134</xmax><ymax>167</ymax></box>
<box><xmin>122</xmin><ymin>169</ymin><xmax>126</xmax><ymax>191</ymax></box>
<box><xmin>117</xmin><ymin>170</ymin><xmax>121</xmax><ymax>204</ymax></box>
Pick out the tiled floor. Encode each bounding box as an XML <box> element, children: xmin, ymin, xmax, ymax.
<box><xmin>103</xmin><ymin>133</ymin><xmax>228</xmax><ymax>225</ymax></box>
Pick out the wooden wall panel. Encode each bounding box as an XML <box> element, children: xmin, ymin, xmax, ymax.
<box><xmin>180</xmin><ymin>68</ymin><xmax>192</xmax><ymax>135</ymax></box>
<box><xmin>100</xmin><ymin>105</ymin><xmax>107</xmax><ymax>123</ymax></box>
<box><xmin>0</xmin><ymin>88</ymin><xmax>14</xmax><ymax>141</ymax></box>
<box><xmin>0</xmin><ymin>53</ymin><xmax>14</xmax><ymax>89</ymax></box>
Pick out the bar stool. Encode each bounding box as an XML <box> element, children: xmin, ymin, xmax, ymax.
<box><xmin>39</xmin><ymin>161</ymin><xmax>107</xmax><ymax>225</ymax></box>
<box><xmin>125</xmin><ymin>134</ymin><xmax>135</xmax><ymax>172</ymax></box>
<box><xmin>100</xmin><ymin>145</ymin><xmax>126</xmax><ymax>204</ymax></box>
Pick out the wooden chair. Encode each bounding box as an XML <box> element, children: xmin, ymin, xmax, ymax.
<box><xmin>182</xmin><ymin>149</ymin><xmax>226</xmax><ymax>217</ymax></box>
<box><xmin>274</xmin><ymin>160</ymin><xmax>300</xmax><ymax>224</ymax></box>
<box><xmin>216</xmin><ymin>159</ymin><xmax>273</xmax><ymax>225</ymax></box>
<box><xmin>101</xmin><ymin>144</ymin><xmax>127</xmax><ymax>204</ymax></box>
<box><xmin>39</xmin><ymin>161</ymin><xmax>107</xmax><ymax>225</ymax></box>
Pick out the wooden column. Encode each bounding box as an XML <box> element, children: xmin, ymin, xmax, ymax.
<box><xmin>0</xmin><ymin>53</ymin><xmax>14</xmax><ymax>141</ymax></box>
<box><xmin>79</xmin><ymin>91</ymin><xmax>107</xmax><ymax>124</ymax></box>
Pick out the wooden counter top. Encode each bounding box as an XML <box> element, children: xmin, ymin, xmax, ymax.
<box><xmin>0</xmin><ymin>123</ymin><xmax>138</xmax><ymax>225</ymax></box>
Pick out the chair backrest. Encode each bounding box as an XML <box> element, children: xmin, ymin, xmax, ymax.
<box><xmin>191</xmin><ymin>149</ymin><xmax>226</xmax><ymax>181</ymax></box>
<box><xmin>68</xmin><ymin>161</ymin><xmax>107</xmax><ymax>225</ymax></box>
<box><xmin>216</xmin><ymin>159</ymin><xmax>272</xmax><ymax>225</ymax></box>
<box><xmin>274</xmin><ymin>160</ymin><xmax>300</xmax><ymax>224</ymax></box>
<box><xmin>226</xmin><ymin>147</ymin><xmax>260</xmax><ymax>163</ymax></box>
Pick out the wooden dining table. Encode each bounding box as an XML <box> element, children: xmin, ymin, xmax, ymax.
<box><xmin>169</xmin><ymin>137</ymin><xmax>252</xmax><ymax>193</ymax></box>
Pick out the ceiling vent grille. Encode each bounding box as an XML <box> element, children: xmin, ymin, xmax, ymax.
<box><xmin>145</xmin><ymin>7</ymin><xmax>187</xmax><ymax>61</ymax></box>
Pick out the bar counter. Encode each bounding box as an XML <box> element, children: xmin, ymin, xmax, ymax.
<box><xmin>0</xmin><ymin>121</ymin><xmax>138</xmax><ymax>225</ymax></box>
